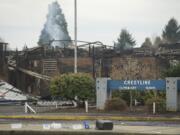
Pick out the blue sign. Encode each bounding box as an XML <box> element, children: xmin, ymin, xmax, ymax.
<box><xmin>108</xmin><ymin>80</ymin><xmax>166</xmax><ymax>91</ymax></box>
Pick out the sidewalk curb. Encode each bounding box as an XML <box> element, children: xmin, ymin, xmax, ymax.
<box><xmin>0</xmin><ymin>130</ymin><xmax>178</xmax><ymax>135</ymax></box>
<box><xmin>0</xmin><ymin>115</ymin><xmax>180</xmax><ymax>121</ymax></box>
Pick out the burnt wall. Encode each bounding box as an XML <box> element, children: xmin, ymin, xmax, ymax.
<box><xmin>8</xmin><ymin>69</ymin><xmax>50</xmax><ymax>98</ymax></box>
<box><xmin>58</xmin><ymin>57</ymin><xmax>93</xmax><ymax>75</ymax></box>
<box><xmin>8</xmin><ymin>51</ymin><xmax>172</xmax><ymax>98</ymax></box>
<box><xmin>110</xmin><ymin>56</ymin><xmax>168</xmax><ymax>80</ymax></box>
<box><xmin>0</xmin><ymin>64</ymin><xmax>8</xmax><ymax>81</ymax></box>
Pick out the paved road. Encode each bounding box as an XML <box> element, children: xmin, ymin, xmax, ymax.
<box><xmin>1</xmin><ymin>118</ymin><xmax>180</xmax><ymax>127</ymax></box>
<box><xmin>0</xmin><ymin>119</ymin><xmax>180</xmax><ymax>134</ymax></box>
<box><xmin>0</xmin><ymin>123</ymin><xmax>180</xmax><ymax>135</ymax></box>
<box><xmin>1</xmin><ymin>104</ymin><xmax>180</xmax><ymax>134</ymax></box>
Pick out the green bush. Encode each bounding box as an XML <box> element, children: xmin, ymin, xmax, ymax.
<box><xmin>50</xmin><ymin>73</ymin><xmax>95</xmax><ymax>101</ymax></box>
<box><xmin>105</xmin><ymin>98</ymin><xmax>127</xmax><ymax>111</ymax></box>
<box><xmin>145</xmin><ymin>97</ymin><xmax>166</xmax><ymax>113</ymax></box>
<box><xmin>112</xmin><ymin>90</ymin><xmax>144</xmax><ymax>106</ymax></box>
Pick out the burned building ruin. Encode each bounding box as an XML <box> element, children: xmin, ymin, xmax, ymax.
<box><xmin>4</xmin><ymin>42</ymin><xmax>180</xmax><ymax>98</ymax></box>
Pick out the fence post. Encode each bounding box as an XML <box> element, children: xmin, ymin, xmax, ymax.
<box><xmin>85</xmin><ymin>100</ymin><xmax>88</xmax><ymax>113</ymax></box>
<box><xmin>153</xmin><ymin>102</ymin><xmax>156</xmax><ymax>114</ymax></box>
<box><xmin>25</xmin><ymin>102</ymin><xmax>28</xmax><ymax>113</ymax></box>
<box><xmin>24</xmin><ymin>102</ymin><xmax>36</xmax><ymax>114</ymax></box>
<box><xmin>55</xmin><ymin>101</ymin><xmax>58</xmax><ymax>109</ymax></box>
<box><xmin>134</xmin><ymin>99</ymin><xmax>138</xmax><ymax>106</ymax></box>
<box><xmin>130</xmin><ymin>90</ymin><xmax>133</xmax><ymax>111</ymax></box>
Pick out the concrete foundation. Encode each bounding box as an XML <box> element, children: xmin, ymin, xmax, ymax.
<box><xmin>96</xmin><ymin>78</ymin><xmax>110</xmax><ymax>110</ymax></box>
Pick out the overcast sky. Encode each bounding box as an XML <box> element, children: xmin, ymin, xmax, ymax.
<box><xmin>0</xmin><ymin>0</ymin><xmax>180</xmax><ymax>49</ymax></box>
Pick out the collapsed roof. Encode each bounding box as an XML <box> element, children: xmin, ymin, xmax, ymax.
<box><xmin>0</xmin><ymin>80</ymin><xmax>28</xmax><ymax>101</ymax></box>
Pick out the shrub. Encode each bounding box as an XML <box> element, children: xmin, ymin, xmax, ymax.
<box><xmin>112</xmin><ymin>90</ymin><xmax>145</xmax><ymax>106</ymax></box>
<box><xmin>105</xmin><ymin>98</ymin><xmax>127</xmax><ymax>111</ymax></box>
<box><xmin>50</xmin><ymin>73</ymin><xmax>95</xmax><ymax>101</ymax></box>
<box><xmin>145</xmin><ymin>97</ymin><xmax>166</xmax><ymax>113</ymax></box>
<box><xmin>162</xmin><ymin>63</ymin><xmax>180</xmax><ymax>78</ymax></box>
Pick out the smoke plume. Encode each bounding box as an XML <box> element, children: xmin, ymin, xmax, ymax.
<box><xmin>38</xmin><ymin>1</ymin><xmax>71</xmax><ymax>47</ymax></box>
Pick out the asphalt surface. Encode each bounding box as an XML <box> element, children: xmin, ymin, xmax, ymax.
<box><xmin>1</xmin><ymin>105</ymin><xmax>180</xmax><ymax>134</ymax></box>
<box><xmin>0</xmin><ymin>120</ymin><xmax>180</xmax><ymax>135</ymax></box>
<box><xmin>1</xmin><ymin>118</ymin><xmax>180</xmax><ymax>127</ymax></box>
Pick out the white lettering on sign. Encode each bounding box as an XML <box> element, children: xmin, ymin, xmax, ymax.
<box><xmin>124</xmin><ymin>80</ymin><xmax>151</xmax><ymax>85</ymax></box>
<box><xmin>119</xmin><ymin>86</ymin><xmax>137</xmax><ymax>90</ymax></box>
<box><xmin>145</xmin><ymin>86</ymin><xmax>156</xmax><ymax>89</ymax></box>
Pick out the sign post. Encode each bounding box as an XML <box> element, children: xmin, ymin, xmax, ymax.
<box><xmin>96</xmin><ymin>78</ymin><xmax>180</xmax><ymax>111</ymax></box>
<box><xmin>96</xmin><ymin>78</ymin><xmax>166</xmax><ymax>110</ymax></box>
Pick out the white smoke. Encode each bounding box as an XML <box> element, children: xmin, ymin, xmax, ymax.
<box><xmin>38</xmin><ymin>1</ymin><xmax>71</xmax><ymax>47</ymax></box>
<box><xmin>0</xmin><ymin>37</ymin><xmax>4</xmax><ymax>42</ymax></box>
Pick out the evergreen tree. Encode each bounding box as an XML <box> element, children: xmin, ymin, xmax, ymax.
<box><xmin>162</xmin><ymin>18</ymin><xmax>180</xmax><ymax>43</ymax></box>
<box><xmin>114</xmin><ymin>29</ymin><xmax>136</xmax><ymax>50</ymax></box>
<box><xmin>141</xmin><ymin>37</ymin><xmax>152</xmax><ymax>48</ymax></box>
<box><xmin>153</xmin><ymin>36</ymin><xmax>163</xmax><ymax>48</ymax></box>
<box><xmin>22</xmin><ymin>44</ymin><xmax>28</xmax><ymax>51</ymax></box>
<box><xmin>38</xmin><ymin>1</ymin><xmax>71</xmax><ymax>47</ymax></box>
<box><xmin>162</xmin><ymin>64</ymin><xmax>180</xmax><ymax>77</ymax></box>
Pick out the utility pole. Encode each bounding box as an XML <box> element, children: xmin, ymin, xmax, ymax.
<box><xmin>74</xmin><ymin>0</ymin><xmax>77</xmax><ymax>73</ymax></box>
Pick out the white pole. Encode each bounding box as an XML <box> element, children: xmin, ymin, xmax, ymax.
<box><xmin>55</xmin><ymin>101</ymin><xmax>58</xmax><ymax>109</ymax></box>
<box><xmin>153</xmin><ymin>102</ymin><xmax>156</xmax><ymax>114</ymax></box>
<box><xmin>25</xmin><ymin>102</ymin><xmax>36</xmax><ymax>114</ymax></box>
<box><xmin>85</xmin><ymin>100</ymin><xmax>88</xmax><ymax>113</ymax></box>
<box><xmin>74</xmin><ymin>0</ymin><xmax>77</xmax><ymax>73</ymax></box>
<box><xmin>135</xmin><ymin>99</ymin><xmax>137</xmax><ymax>106</ymax></box>
<box><xmin>25</xmin><ymin>102</ymin><xmax>28</xmax><ymax>113</ymax></box>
